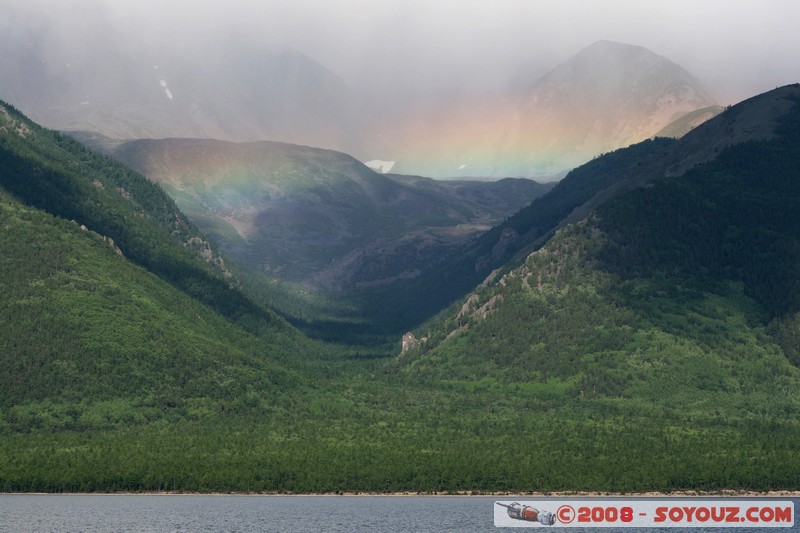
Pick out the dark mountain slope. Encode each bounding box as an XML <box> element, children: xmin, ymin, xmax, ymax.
<box><xmin>76</xmin><ymin>135</ymin><xmax>550</xmax><ymax>298</ymax></box>
<box><xmin>403</xmin><ymin>84</ymin><xmax>800</xmax><ymax>392</ymax></box>
<box><xmin>597</xmin><ymin>92</ymin><xmax>800</xmax><ymax>317</ymax></box>
<box><xmin>378</xmin><ymin>85</ymin><xmax>800</xmax><ymax>330</ymax></box>
<box><xmin>0</xmin><ymin>102</ymin><xmax>286</xmax><ymax>334</ymax></box>
<box><xmin>393</xmin><ymin>89</ymin><xmax>800</xmax><ymax>490</ymax></box>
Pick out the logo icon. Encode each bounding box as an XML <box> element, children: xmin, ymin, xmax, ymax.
<box><xmin>496</xmin><ymin>502</ymin><xmax>556</xmax><ymax>525</ymax></box>
<box><xmin>556</xmin><ymin>504</ymin><xmax>575</xmax><ymax>524</ymax></box>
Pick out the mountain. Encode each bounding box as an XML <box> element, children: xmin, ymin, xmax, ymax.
<box><xmin>395</xmin><ymin>85</ymin><xmax>800</xmax><ymax>487</ymax></box>
<box><xmin>0</xmin><ymin>27</ymin><xmax>365</xmax><ymax>155</ymax></box>
<box><xmin>76</xmin><ymin>135</ymin><xmax>551</xmax><ymax>294</ymax></box>
<box><xmin>4</xmin><ymin>91</ymin><xmax>800</xmax><ymax>495</ymax></box>
<box><xmin>505</xmin><ymin>41</ymin><xmax>717</xmax><ymax>170</ymax></box>
<box><xmin>385</xmin><ymin>41</ymin><xmax>718</xmax><ymax>178</ymax></box>
<box><xmin>0</xmin><ymin>98</ymin><xmax>309</xmax><ymax>431</ymax></box>
<box><xmin>384</xmin><ymin>85</ymin><xmax>800</xmax><ymax>330</ymax></box>
<box><xmin>404</xmin><ymin>84</ymin><xmax>800</xmax><ymax>378</ymax></box>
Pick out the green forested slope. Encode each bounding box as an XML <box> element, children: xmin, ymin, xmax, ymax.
<box><xmin>0</xmin><ymin>189</ymin><xmax>300</xmax><ymax>427</ymax></box>
<box><xmin>0</xmin><ymin>99</ymin><xmax>309</xmax><ymax>430</ymax></box>
<box><xmin>398</xmin><ymin>89</ymin><xmax>800</xmax><ymax>490</ymax></box>
<box><xmin>0</xmin><ymin>102</ymin><xmax>283</xmax><ymax>334</ymax></box>
<box><xmin>3</xmin><ymin>91</ymin><xmax>800</xmax><ymax>494</ymax></box>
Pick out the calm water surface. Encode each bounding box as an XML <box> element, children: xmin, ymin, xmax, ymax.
<box><xmin>0</xmin><ymin>495</ymin><xmax>796</xmax><ymax>532</ymax></box>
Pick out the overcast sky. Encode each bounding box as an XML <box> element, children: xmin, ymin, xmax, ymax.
<box><xmin>6</xmin><ymin>0</ymin><xmax>800</xmax><ymax>105</ymax></box>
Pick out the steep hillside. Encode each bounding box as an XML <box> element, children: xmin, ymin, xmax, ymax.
<box><xmin>401</xmin><ymin>85</ymin><xmax>800</xmax><ymax>417</ymax></box>
<box><xmin>383</xmin><ymin>85</ymin><xmax>800</xmax><ymax>330</ymax></box>
<box><xmin>393</xmin><ymin>89</ymin><xmax>800</xmax><ymax>488</ymax></box>
<box><xmin>0</xmin><ymin>102</ymin><xmax>288</xmax><ymax>334</ymax></box>
<box><xmin>0</xmin><ymin>187</ymin><xmax>300</xmax><ymax>425</ymax></box>
<box><xmin>0</xmin><ymin>99</ymin><xmax>317</xmax><ymax>433</ymax></box>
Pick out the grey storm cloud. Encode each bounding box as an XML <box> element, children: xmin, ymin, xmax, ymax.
<box><xmin>4</xmin><ymin>0</ymin><xmax>800</xmax><ymax>105</ymax></box>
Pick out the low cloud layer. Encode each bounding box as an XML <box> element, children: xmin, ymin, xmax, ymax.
<box><xmin>4</xmin><ymin>0</ymin><xmax>799</xmax><ymax>106</ymax></box>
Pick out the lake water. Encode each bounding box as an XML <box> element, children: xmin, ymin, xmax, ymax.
<box><xmin>0</xmin><ymin>495</ymin><xmax>796</xmax><ymax>532</ymax></box>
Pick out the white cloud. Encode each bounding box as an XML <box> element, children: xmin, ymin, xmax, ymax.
<box><xmin>3</xmin><ymin>0</ymin><xmax>798</xmax><ymax>105</ymax></box>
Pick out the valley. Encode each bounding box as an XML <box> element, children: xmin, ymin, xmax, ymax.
<box><xmin>1</xmin><ymin>16</ymin><xmax>799</xmax><ymax>494</ymax></box>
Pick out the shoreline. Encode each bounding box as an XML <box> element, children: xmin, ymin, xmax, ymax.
<box><xmin>5</xmin><ymin>490</ymin><xmax>800</xmax><ymax>497</ymax></box>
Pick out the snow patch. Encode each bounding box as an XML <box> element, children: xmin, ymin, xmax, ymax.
<box><xmin>159</xmin><ymin>80</ymin><xmax>174</xmax><ymax>100</ymax></box>
<box><xmin>365</xmin><ymin>160</ymin><xmax>396</xmax><ymax>174</ymax></box>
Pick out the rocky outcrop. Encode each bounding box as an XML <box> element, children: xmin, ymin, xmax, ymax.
<box><xmin>401</xmin><ymin>332</ymin><xmax>418</xmax><ymax>355</ymax></box>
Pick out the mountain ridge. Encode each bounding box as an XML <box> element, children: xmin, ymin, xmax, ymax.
<box><xmin>3</xmin><ymin>87</ymin><xmax>800</xmax><ymax>494</ymax></box>
<box><xmin>75</xmin><ymin>134</ymin><xmax>552</xmax><ymax>295</ymax></box>
<box><xmin>1</xmin><ymin>29</ymin><xmax>719</xmax><ymax>179</ymax></box>
<box><xmin>469</xmin><ymin>84</ymin><xmax>800</xmax><ymax>278</ymax></box>
<box><xmin>404</xmin><ymin>84</ymin><xmax>800</xmax><ymax>357</ymax></box>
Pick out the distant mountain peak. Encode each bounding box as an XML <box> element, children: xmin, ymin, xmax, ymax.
<box><xmin>582</xmin><ymin>39</ymin><xmax>653</xmax><ymax>52</ymax></box>
<box><xmin>508</xmin><ymin>40</ymin><xmax>717</xmax><ymax>172</ymax></box>
<box><xmin>384</xmin><ymin>41</ymin><xmax>718</xmax><ymax>179</ymax></box>
<box><xmin>528</xmin><ymin>39</ymin><xmax>714</xmax><ymax>103</ymax></box>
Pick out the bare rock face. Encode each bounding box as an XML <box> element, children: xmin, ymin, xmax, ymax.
<box><xmin>401</xmin><ymin>332</ymin><xmax>418</xmax><ymax>354</ymax></box>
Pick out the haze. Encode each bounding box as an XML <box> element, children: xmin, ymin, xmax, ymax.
<box><xmin>5</xmin><ymin>0</ymin><xmax>798</xmax><ymax>106</ymax></box>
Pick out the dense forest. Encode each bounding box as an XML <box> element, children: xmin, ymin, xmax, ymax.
<box><xmin>396</xmin><ymin>90</ymin><xmax>800</xmax><ymax>491</ymax></box>
<box><xmin>2</xmin><ymin>90</ymin><xmax>800</xmax><ymax>493</ymax></box>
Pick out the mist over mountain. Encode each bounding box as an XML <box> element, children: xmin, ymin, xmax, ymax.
<box><xmin>3</xmin><ymin>5</ymin><xmax>800</xmax><ymax>492</ymax></box>
<box><xmin>503</xmin><ymin>41</ymin><xmax>718</xmax><ymax>171</ymax></box>
<box><xmin>0</xmin><ymin>27</ymin><xmax>366</xmax><ymax>155</ymax></box>
<box><xmin>0</xmin><ymin>15</ymin><xmax>718</xmax><ymax>180</ymax></box>
<box><xmin>384</xmin><ymin>41</ymin><xmax>718</xmax><ymax>178</ymax></box>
